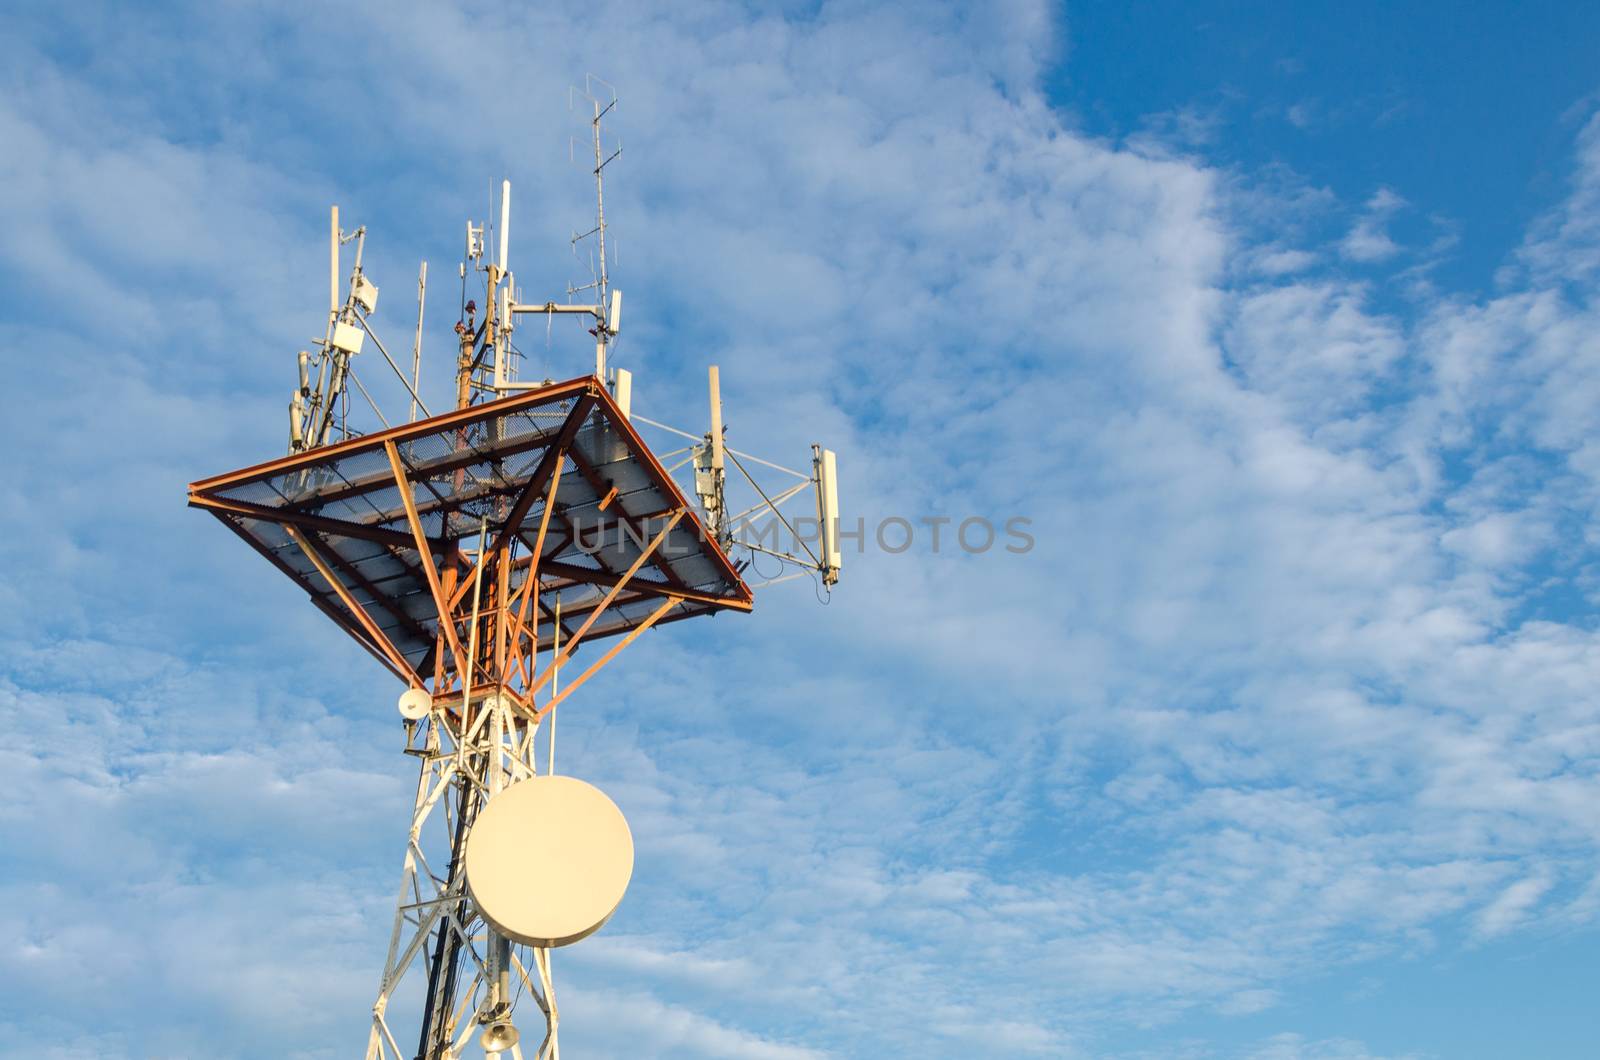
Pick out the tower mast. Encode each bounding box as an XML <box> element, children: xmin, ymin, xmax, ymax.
<box><xmin>189</xmin><ymin>81</ymin><xmax>842</xmax><ymax>1060</ymax></box>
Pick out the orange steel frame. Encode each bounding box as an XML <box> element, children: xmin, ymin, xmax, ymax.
<box><xmin>188</xmin><ymin>375</ymin><xmax>752</xmax><ymax>732</ymax></box>
<box><xmin>189</xmin><ymin>374</ymin><xmax>759</xmax><ymax>1059</ymax></box>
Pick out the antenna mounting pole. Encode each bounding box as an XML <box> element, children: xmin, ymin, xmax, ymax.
<box><xmin>410</xmin><ymin>261</ymin><xmax>427</xmax><ymax>423</ymax></box>
<box><xmin>330</xmin><ymin>205</ymin><xmax>340</xmax><ymax>319</ymax></box>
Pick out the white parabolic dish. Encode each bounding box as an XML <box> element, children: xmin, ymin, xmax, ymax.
<box><xmin>397</xmin><ymin>687</ymin><xmax>432</xmax><ymax>721</ymax></box>
<box><xmin>464</xmin><ymin>775</ymin><xmax>634</xmax><ymax>948</ymax></box>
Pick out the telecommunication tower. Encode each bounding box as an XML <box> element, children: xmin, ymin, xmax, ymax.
<box><xmin>187</xmin><ymin>84</ymin><xmax>842</xmax><ymax>1058</ymax></box>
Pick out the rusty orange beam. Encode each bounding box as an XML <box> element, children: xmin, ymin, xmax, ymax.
<box><xmin>384</xmin><ymin>439</ymin><xmax>470</xmax><ymax>684</ymax></box>
<box><xmin>285</xmin><ymin>525</ymin><xmax>421</xmax><ymax>687</ymax></box>
<box><xmin>189</xmin><ymin>376</ymin><xmax>597</xmax><ymax>494</ymax></box>
<box><xmin>521</xmin><ymin>508</ymin><xmax>685</xmax><ymax>702</ymax></box>
<box><xmin>447</xmin><ymin>396</ymin><xmax>592</xmax><ymax>615</ymax></box>
<box><xmin>533</xmin><ymin>595</ymin><xmax>680</xmax><ymax>721</ymax></box>
<box><xmin>485</xmin><ymin>395</ymin><xmax>594</xmax><ymax>561</ymax></box>
<box><xmin>211</xmin><ymin>511</ymin><xmax>413</xmax><ymax>684</ymax></box>
<box><xmin>187</xmin><ymin>493</ymin><xmax>438</xmax><ymax>552</ymax></box>
<box><xmin>536</xmin><ymin>558</ymin><xmax>751</xmax><ymax>611</ymax></box>
<box><xmin>584</xmin><ymin>379</ymin><xmax>751</xmax><ymax>603</ymax></box>
<box><xmin>509</xmin><ymin>461</ymin><xmax>565</xmax><ymax>690</ymax></box>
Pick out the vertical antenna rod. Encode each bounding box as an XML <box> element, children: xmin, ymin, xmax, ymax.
<box><xmin>330</xmin><ymin>205</ymin><xmax>340</xmax><ymax>319</ymax></box>
<box><xmin>410</xmin><ymin>261</ymin><xmax>427</xmax><ymax>423</ymax></box>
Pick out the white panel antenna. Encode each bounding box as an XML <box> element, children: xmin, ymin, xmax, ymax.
<box><xmin>814</xmin><ymin>446</ymin><xmax>842</xmax><ymax>586</ymax></box>
<box><xmin>649</xmin><ymin>365</ymin><xmax>845</xmax><ymax>592</ymax></box>
<box><xmin>614</xmin><ymin>367</ymin><xmax>632</xmax><ymax>419</ymax></box>
<box><xmin>354</xmin><ymin>276</ymin><xmax>379</xmax><ymax>314</ymax></box>
<box><xmin>693</xmin><ymin>365</ymin><xmax>728</xmax><ymax>543</ymax></box>
<box><xmin>708</xmin><ymin>365</ymin><xmax>724</xmax><ymax>472</ymax></box>
<box><xmin>291</xmin><ymin>203</ymin><xmax>423</xmax><ymax>454</ymax></box>
<box><xmin>498</xmin><ymin>179</ymin><xmax>511</xmax><ymax>272</ymax></box>
<box><xmin>331</xmin><ymin>321</ymin><xmax>365</xmax><ymax>355</ymax></box>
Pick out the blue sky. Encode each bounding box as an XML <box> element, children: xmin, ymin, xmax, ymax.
<box><xmin>1051</xmin><ymin>1</ymin><xmax>1600</xmax><ymax>296</ymax></box>
<box><xmin>4</xmin><ymin>2</ymin><xmax>1600</xmax><ymax>1057</ymax></box>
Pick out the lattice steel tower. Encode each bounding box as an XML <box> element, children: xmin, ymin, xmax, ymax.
<box><xmin>188</xmin><ymin>87</ymin><xmax>841</xmax><ymax>1058</ymax></box>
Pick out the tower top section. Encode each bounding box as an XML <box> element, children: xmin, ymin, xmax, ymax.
<box><xmin>190</xmin><ymin>375</ymin><xmax>752</xmax><ymax>689</ymax></box>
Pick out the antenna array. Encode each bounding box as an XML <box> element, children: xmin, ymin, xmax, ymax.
<box><xmin>196</xmin><ymin>83</ymin><xmax>843</xmax><ymax>1060</ymax></box>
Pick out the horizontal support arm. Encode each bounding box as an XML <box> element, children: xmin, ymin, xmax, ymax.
<box><xmin>510</xmin><ymin>302</ymin><xmax>602</xmax><ymax>317</ymax></box>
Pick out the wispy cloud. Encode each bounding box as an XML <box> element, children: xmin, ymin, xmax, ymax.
<box><xmin>1340</xmin><ymin>187</ymin><xmax>1407</xmax><ymax>262</ymax></box>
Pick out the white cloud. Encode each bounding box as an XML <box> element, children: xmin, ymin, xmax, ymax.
<box><xmin>1245</xmin><ymin>1033</ymin><xmax>1425</xmax><ymax>1060</ymax></box>
<box><xmin>560</xmin><ymin>987</ymin><xmax>830</xmax><ymax>1059</ymax></box>
<box><xmin>1516</xmin><ymin>109</ymin><xmax>1600</xmax><ymax>284</ymax></box>
<box><xmin>1474</xmin><ymin>874</ymin><xmax>1555</xmax><ymax>938</ymax></box>
<box><xmin>1340</xmin><ymin>187</ymin><xmax>1407</xmax><ymax>263</ymax></box>
<box><xmin>1217</xmin><ymin>987</ymin><xmax>1280</xmax><ymax>1015</ymax></box>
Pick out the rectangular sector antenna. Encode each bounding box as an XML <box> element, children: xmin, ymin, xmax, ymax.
<box><xmin>815</xmin><ymin>447</ymin><xmax>841</xmax><ymax>583</ymax></box>
<box><xmin>332</xmin><ymin>321</ymin><xmax>365</xmax><ymax>355</ymax></box>
<box><xmin>355</xmin><ymin>276</ymin><xmax>379</xmax><ymax>314</ymax></box>
<box><xmin>614</xmin><ymin>368</ymin><xmax>632</xmax><ymax>419</ymax></box>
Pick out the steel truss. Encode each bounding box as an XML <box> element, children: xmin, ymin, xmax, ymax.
<box><xmin>366</xmin><ymin>690</ymin><xmax>562</xmax><ymax>1060</ymax></box>
<box><xmin>362</xmin><ymin>439</ymin><xmax>685</xmax><ymax>1059</ymax></box>
<box><xmin>190</xmin><ymin>379</ymin><xmax>753</xmax><ymax>1058</ymax></box>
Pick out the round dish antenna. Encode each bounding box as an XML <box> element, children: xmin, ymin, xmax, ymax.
<box><xmin>397</xmin><ymin>687</ymin><xmax>433</xmax><ymax>721</ymax></box>
<box><xmin>465</xmin><ymin>775</ymin><xmax>634</xmax><ymax>947</ymax></box>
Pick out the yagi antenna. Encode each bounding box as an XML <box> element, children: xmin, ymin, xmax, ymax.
<box><xmin>492</xmin><ymin>82</ymin><xmax>625</xmax><ymax>398</ymax></box>
<box><xmin>567</xmin><ymin>77</ymin><xmax>621</xmax><ymax>380</ymax></box>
